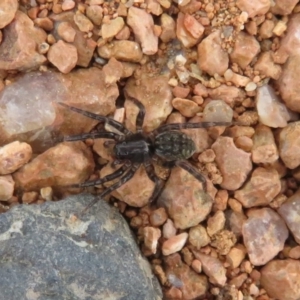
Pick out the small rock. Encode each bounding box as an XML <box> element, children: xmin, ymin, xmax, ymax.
<box><xmin>256</xmin><ymin>85</ymin><xmax>292</xmax><ymax>128</ymax></box>
<box><xmin>163</xmin><ymin>219</ymin><xmax>177</xmax><ymax>239</ymax></box>
<box><xmin>13</xmin><ymin>142</ymin><xmax>94</xmax><ymax>191</ymax></box>
<box><xmin>289</xmin><ymin>246</ymin><xmax>300</xmax><ymax>259</ymax></box>
<box><xmin>86</xmin><ymin>5</ymin><xmax>103</xmax><ymax>26</ymax></box>
<box><xmin>227</xmin><ymin>210</ymin><xmax>247</xmax><ymax>238</ymax></box>
<box><xmin>101</xmin><ymin>17</ymin><xmax>124</xmax><ymax>39</ymax></box>
<box><xmin>162</xmin><ymin>232</ymin><xmax>188</xmax><ymax>256</ymax></box>
<box><xmin>0</xmin><ymin>141</ymin><xmax>32</xmax><ymax>175</ymax></box>
<box><xmin>211</xmin><ymin>137</ymin><xmax>252</xmax><ymax>190</ymax></box>
<box><xmin>278</xmin><ymin>189</ymin><xmax>300</xmax><ymax>244</ymax></box>
<box><xmin>203</xmin><ymin>100</ymin><xmax>233</xmax><ymax>122</ymax></box>
<box><xmin>236</xmin><ymin>0</ymin><xmax>271</xmax><ymax>18</ymax></box>
<box><xmin>0</xmin><ymin>11</ymin><xmax>47</xmax><ymax>71</ymax></box>
<box><xmin>159</xmin><ymin>167</ymin><xmax>213</xmax><ymax>230</ymax></box>
<box><xmin>252</xmin><ymin>124</ymin><xmax>279</xmax><ymax>163</ymax></box>
<box><xmin>149</xmin><ymin>207</ymin><xmax>168</xmax><ymax>226</ymax></box>
<box><xmin>143</xmin><ymin>226</ymin><xmax>161</xmax><ymax>254</ymax></box>
<box><xmin>234</xmin><ymin>136</ymin><xmax>253</xmax><ymax>152</ymax></box>
<box><xmin>261</xmin><ymin>259</ymin><xmax>300</xmax><ymax>300</ymax></box>
<box><xmin>279</xmin><ymin>121</ymin><xmax>300</xmax><ymax>169</ymax></box>
<box><xmin>207</xmin><ymin>210</ymin><xmax>225</xmax><ymax>237</ymax></box>
<box><xmin>22</xmin><ymin>191</ymin><xmax>39</xmax><ymax>204</ymax></box>
<box><xmin>47</xmin><ymin>40</ymin><xmax>78</xmax><ymax>73</ymax></box>
<box><xmin>172</xmin><ymin>98</ymin><xmax>200</xmax><ymax>117</ymax></box>
<box><xmin>0</xmin><ymin>0</ymin><xmax>18</xmax><ymax>29</ymax></box>
<box><xmin>234</xmin><ymin>167</ymin><xmax>281</xmax><ymax>208</ymax></box>
<box><xmin>188</xmin><ymin>225</ymin><xmax>210</xmax><ymax>249</ymax></box>
<box><xmin>164</xmin><ymin>254</ymin><xmax>208</xmax><ymax>299</ymax></box>
<box><xmin>242</xmin><ymin>208</ymin><xmax>288</xmax><ymax>266</ymax></box>
<box><xmin>210</xmin><ymin>230</ymin><xmax>237</xmax><ymax>255</ymax></box>
<box><xmin>103</xmin><ymin>57</ymin><xmax>123</xmax><ymax>85</ymax></box>
<box><xmin>57</xmin><ymin>21</ymin><xmax>76</xmax><ymax>43</ymax></box>
<box><xmin>271</xmin><ymin>0</ymin><xmax>298</xmax><ymax>15</ymax></box>
<box><xmin>183</xmin><ymin>14</ymin><xmax>204</xmax><ymax>39</ymax></box>
<box><xmin>74</xmin><ymin>12</ymin><xmax>94</xmax><ymax>32</ymax></box>
<box><xmin>208</xmin><ymin>84</ymin><xmax>245</xmax><ymax>105</ymax></box>
<box><xmin>127</xmin><ymin>7</ymin><xmax>158</xmax><ymax>55</ymax></box>
<box><xmin>124</xmin><ymin>74</ymin><xmax>172</xmax><ymax>132</ymax></box>
<box><xmin>160</xmin><ymin>13</ymin><xmax>176</xmax><ymax>43</ymax></box>
<box><xmin>193</xmin><ymin>251</ymin><xmax>227</xmax><ymax>286</ymax></box>
<box><xmin>230</xmin><ymin>32</ymin><xmax>260</xmax><ymax>69</ymax></box>
<box><xmin>172</xmin><ymin>86</ymin><xmax>190</xmax><ymax>98</ymax></box>
<box><xmin>226</xmin><ymin>244</ymin><xmax>246</xmax><ymax>269</ymax></box>
<box><xmin>0</xmin><ymin>175</ymin><xmax>14</xmax><ymax>201</ymax></box>
<box><xmin>98</xmin><ymin>40</ymin><xmax>143</xmax><ymax>63</ymax></box>
<box><xmin>254</xmin><ymin>51</ymin><xmax>282</xmax><ymax>80</ymax></box>
<box><xmin>198</xmin><ymin>30</ymin><xmax>229</xmax><ymax>76</ymax></box>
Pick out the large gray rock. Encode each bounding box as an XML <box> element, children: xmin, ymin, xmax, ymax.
<box><xmin>0</xmin><ymin>194</ymin><xmax>162</xmax><ymax>300</ymax></box>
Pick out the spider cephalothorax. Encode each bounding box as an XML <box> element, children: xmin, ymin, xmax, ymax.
<box><xmin>58</xmin><ymin>98</ymin><xmax>231</xmax><ymax>213</ymax></box>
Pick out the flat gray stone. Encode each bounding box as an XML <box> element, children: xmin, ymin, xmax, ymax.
<box><xmin>0</xmin><ymin>194</ymin><xmax>162</xmax><ymax>300</ymax></box>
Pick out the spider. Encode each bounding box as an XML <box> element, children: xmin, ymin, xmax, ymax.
<box><xmin>58</xmin><ymin>98</ymin><xmax>231</xmax><ymax>213</ymax></box>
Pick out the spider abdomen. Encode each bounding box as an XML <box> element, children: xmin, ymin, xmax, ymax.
<box><xmin>154</xmin><ymin>131</ymin><xmax>196</xmax><ymax>161</ymax></box>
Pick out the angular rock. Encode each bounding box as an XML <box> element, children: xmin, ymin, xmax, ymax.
<box><xmin>279</xmin><ymin>121</ymin><xmax>300</xmax><ymax>169</ymax></box>
<box><xmin>0</xmin><ymin>11</ymin><xmax>47</xmax><ymax>71</ymax></box>
<box><xmin>234</xmin><ymin>167</ymin><xmax>281</xmax><ymax>208</ymax></box>
<box><xmin>0</xmin><ymin>194</ymin><xmax>162</xmax><ymax>299</ymax></box>
<box><xmin>211</xmin><ymin>136</ymin><xmax>252</xmax><ymax>190</ymax></box>
<box><xmin>124</xmin><ymin>74</ymin><xmax>172</xmax><ymax>132</ymax></box>
<box><xmin>242</xmin><ymin>208</ymin><xmax>288</xmax><ymax>266</ymax></box>
<box><xmin>162</xmin><ymin>233</ymin><xmax>188</xmax><ymax>256</ymax></box>
<box><xmin>236</xmin><ymin>0</ymin><xmax>271</xmax><ymax>18</ymax></box>
<box><xmin>278</xmin><ymin>189</ymin><xmax>300</xmax><ymax>244</ymax></box>
<box><xmin>13</xmin><ymin>142</ymin><xmax>94</xmax><ymax>191</ymax></box>
<box><xmin>254</xmin><ymin>52</ymin><xmax>282</xmax><ymax>80</ymax></box>
<box><xmin>0</xmin><ymin>141</ymin><xmax>32</xmax><ymax>175</ymax></box>
<box><xmin>261</xmin><ymin>259</ymin><xmax>300</xmax><ymax>300</ymax></box>
<box><xmin>158</xmin><ymin>167</ymin><xmax>213</xmax><ymax>230</ymax></box>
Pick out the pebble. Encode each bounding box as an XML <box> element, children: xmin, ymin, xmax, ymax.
<box><xmin>183</xmin><ymin>14</ymin><xmax>204</xmax><ymax>39</ymax></box>
<box><xmin>191</xmin><ymin>259</ymin><xmax>202</xmax><ymax>273</ymax></box>
<box><xmin>210</xmin><ymin>230</ymin><xmax>236</xmax><ymax>255</ymax></box>
<box><xmin>252</xmin><ymin>124</ymin><xmax>279</xmax><ymax>163</ymax></box>
<box><xmin>188</xmin><ymin>225</ymin><xmax>210</xmax><ymax>249</ymax></box>
<box><xmin>207</xmin><ymin>211</ymin><xmax>225</xmax><ymax>237</ymax></box>
<box><xmin>0</xmin><ymin>11</ymin><xmax>47</xmax><ymax>71</ymax></box>
<box><xmin>289</xmin><ymin>246</ymin><xmax>300</xmax><ymax>259</ymax></box>
<box><xmin>160</xmin><ymin>13</ymin><xmax>176</xmax><ymax>43</ymax></box>
<box><xmin>47</xmin><ymin>40</ymin><xmax>78</xmax><ymax>73</ymax></box>
<box><xmin>61</xmin><ymin>0</ymin><xmax>75</xmax><ymax>11</ymax></box>
<box><xmin>101</xmin><ymin>17</ymin><xmax>125</xmax><ymax>39</ymax></box>
<box><xmin>208</xmin><ymin>84</ymin><xmax>245</xmax><ymax>105</ymax></box>
<box><xmin>235</xmin><ymin>167</ymin><xmax>281</xmax><ymax>208</ymax></box>
<box><xmin>236</xmin><ymin>0</ymin><xmax>271</xmax><ymax>18</ymax></box>
<box><xmin>40</xmin><ymin>186</ymin><xmax>53</xmax><ymax>201</ymax></box>
<box><xmin>193</xmin><ymin>251</ymin><xmax>227</xmax><ymax>286</ymax></box>
<box><xmin>13</xmin><ymin>142</ymin><xmax>94</xmax><ymax>191</ymax></box>
<box><xmin>278</xmin><ymin>189</ymin><xmax>300</xmax><ymax>244</ymax></box>
<box><xmin>197</xmin><ymin>30</ymin><xmax>229</xmax><ymax>76</ymax></box>
<box><xmin>143</xmin><ymin>227</ymin><xmax>161</xmax><ymax>255</ymax></box>
<box><xmin>234</xmin><ymin>136</ymin><xmax>253</xmax><ymax>152</ymax></box>
<box><xmin>242</xmin><ymin>208</ymin><xmax>288</xmax><ymax>266</ymax></box>
<box><xmin>254</xmin><ymin>51</ymin><xmax>282</xmax><ymax>80</ymax></box>
<box><xmin>124</xmin><ymin>75</ymin><xmax>172</xmax><ymax>132</ymax></box>
<box><xmin>227</xmin><ymin>211</ymin><xmax>247</xmax><ymax>238</ymax></box>
<box><xmin>230</xmin><ymin>32</ymin><xmax>260</xmax><ymax>69</ymax></box>
<box><xmin>261</xmin><ymin>259</ymin><xmax>300</xmax><ymax>300</ymax></box>
<box><xmin>159</xmin><ymin>167</ymin><xmax>213</xmax><ymax>230</ymax></box>
<box><xmin>149</xmin><ymin>207</ymin><xmax>168</xmax><ymax>227</ymax></box>
<box><xmin>22</xmin><ymin>191</ymin><xmax>39</xmax><ymax>204</ymax></box>
<box><xmin>0</xmin><ymin>175</ymin><xmax>14</xmax><ymax>201</ymax></box>
<box><xmin>74</xmin><ymin>12</ymin><xmax>94</xmax><ymax>32</ymax></box>
<box><xmin>97</xmin><ymin>40</ymin><xmax>143</xmax><ymax>63</ymax></box>
<box><xmin>0</xmin><ymin>141</ymin><xmax>32</xmax><ymax>175</ymax></box>
<box><xmin>279</xmin><ymin>121</ymin><xmax>300</xmax><ymax>169</ymax></box>
<box><xmin>0</xmin><ymin>0</ymin><xmax>18</xmax><ymax>29</ymax></box>
<box><xmin>198</xmin><ymin>149</ymin><xmax>215</xmax><ymax>163</ymax></box>
<box><xmin>172</xmin><ymin>86</ymin><xmax>190</xmax><ymax>98</ymax></box>
<box><xmin>226</xmin><ymin>244</ymin><xmax>246</xmax><ymax>269</ymax></box>
<box><xmin>103</xmin><ymin>57</ymin><xmax>123</xmax><ymax>85</ymax></box>
<box><xmin>86</xmin><ymin>5</ymin><xmax>103</xmax><ymax>26</ymax></box>
<box><xmin>256</xmin><ymin>85</ymin><xmax>292</xmax><ymax>128</ymax></box>
<box><xmin>203</xmin><ymin>100</ymin><xmax>233</xmax><ymax>122</ymax></box>
<box><xmin>162</xmin><ymin>219</ymin><xmax>177</xmax><ymax>239</ymax></box>
<box><xmin>211</xmin><ymin>137</ymin><xmax>252</xmax><ymax>190</ymax></box>
<box><xmin>162</xmin><ymin>233</ymin><xmax>188</xmax><ymax>256</ymax></box>
<box><xmin>172</xmin><ymin>98</ymin><xmax>200</xmax><ymax>117</ymax></box>
<box><xmin>57</xmin><ymin>22</ymin><xmax>76</xmax><ymax>43</ymax></box>
<box><xmin>176</xmin><ymin>12</ymin><xmax>199</xmax><ymax>48</ymax></box>
<box><xmin>127</xmin><ymin>7</ymin><xmax>158</xmax><ymax>55</ymax></box>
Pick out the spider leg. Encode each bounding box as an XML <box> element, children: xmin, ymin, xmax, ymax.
<box><xmin>63</xmin><ymin>131</ymin><xmax>124</xmax><ymax>142</ymax></box>
<box><xmin>175</xmin><ymin>160</ymin><xmax>207</xmax><ymax>192</ymax></box>
<box><xmin>125</xmin><ymin>94</ymin><xmax>145</xmax><ymax>132</ymax></box>
<box><xmin>80</xmin><ymin>163</ymin><xmax>140</xmax><ymax>215</ymax></box>
<box><xmin>57</xmin><ymin>102</ymin><xmax>132</xmax><ymax>135</ymax></box>
<box><xmin>152</xmin><ymin>121</ymin><xmax>232</xmax><ymax>135</ymax></box>
<box><xmin>144</xmin><ymin>159</ymin><xmax>165</xmax><ymax>205</ymax></box>
<box><xmin>65</xmin><ymin>161</ymin><xmax>131</xmax><ymax>188</ymax></box>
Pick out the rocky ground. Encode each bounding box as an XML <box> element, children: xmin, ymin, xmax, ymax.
<box><xmin>0</xmin><ymin>0</ymin><xmax>300</xmax><ymax>299</ymax></box>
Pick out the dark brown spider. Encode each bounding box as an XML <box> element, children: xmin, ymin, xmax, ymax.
<box><xmin>58</xmin><ymin>98</ymin><xmax>231</xmax><ymax>213</ymax></box>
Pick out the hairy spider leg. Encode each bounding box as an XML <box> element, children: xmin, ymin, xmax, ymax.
<box><xmin>63</xmin><ymin>132</ymin><xmax>124</xmax><ymax>142</ymax></box>
<box><xmin>66</xmin><ymin>161</ymin><xmax>132</xmax><ymax>188</ymax></box>
<box><xmin>125</xmin><ymin>94</ymin><xmax>146</xmax><ymax>132</ymax></box>
<box><xmin>80</xmin><ymin>163</ymin><xmax>140</xmax><ymax>215</ymax></box>
<box><xmin>143</xmin><ymin>159</ymin><xmax>166</xmax><ymax>205</ymax></box>
<box><xmin>175</xmin><ymin>160</ymin><xmax>207</xmax><ymax>192</ymax></box>
<box><xmin>151</xmin><ymin>121</ymin><xmax>232</xmax><ymax>135</ymax></box>
<box><xmin>57</xmin><ymin>102</ymin><xmax>132</xmax><ymax>135</ymax></box>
